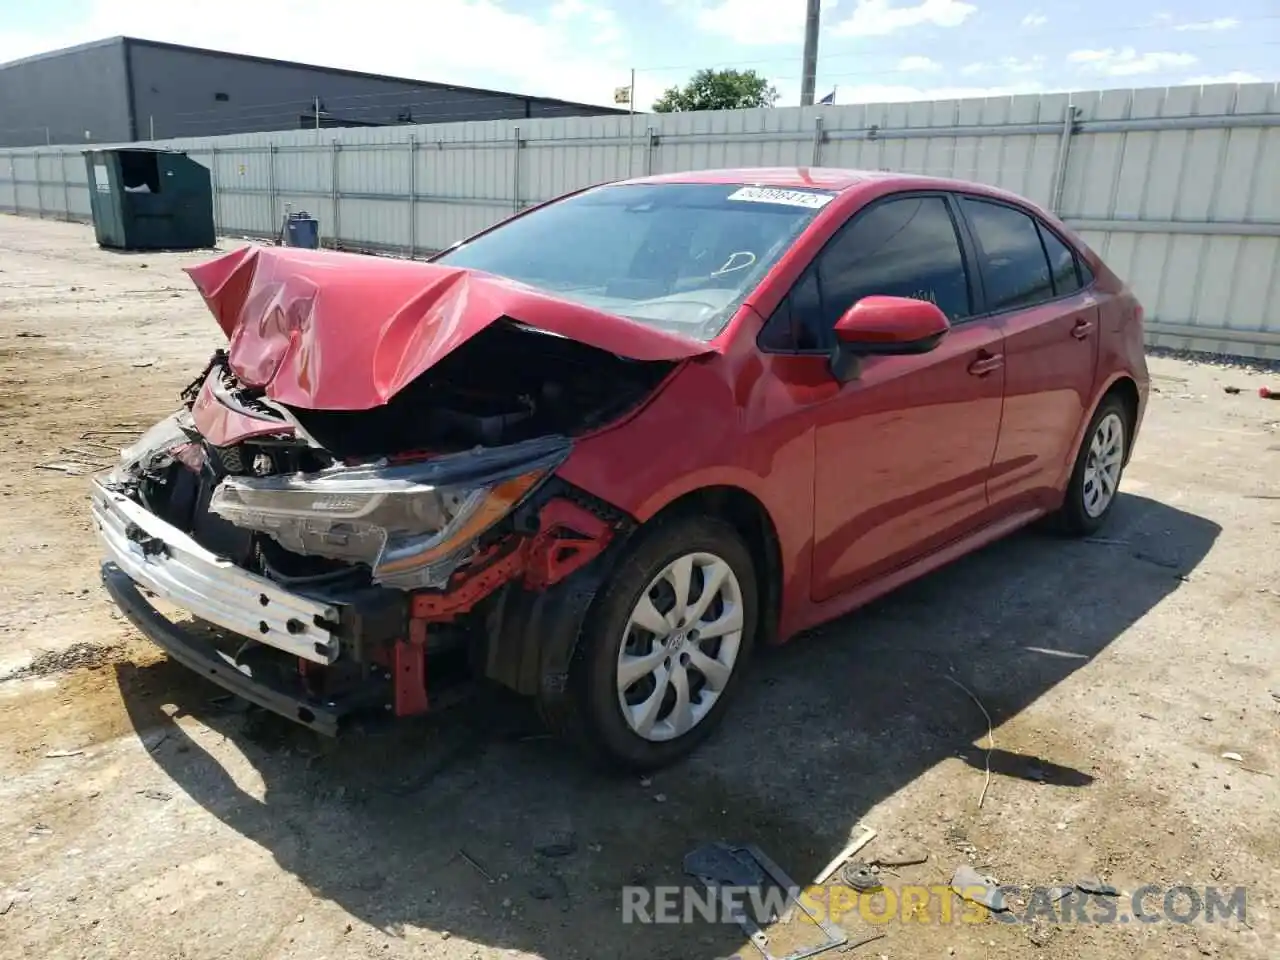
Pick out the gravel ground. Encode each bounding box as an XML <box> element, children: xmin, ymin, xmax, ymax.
<box><xmin>1</xmin><ymin>215</ymin><xmax>1277</xmax><ymax>960</ymax></box>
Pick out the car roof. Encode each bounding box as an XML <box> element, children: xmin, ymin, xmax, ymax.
<box><xmin>613</xmin><ymin>167</ymin><xmax>1044</xmax><ymax>209</ymax></box>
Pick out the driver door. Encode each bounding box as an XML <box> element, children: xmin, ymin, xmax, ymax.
<box><xmin>762</xmin><ymin>193</ymin><xmax>1007</xmax><ymax>602</ymax></box>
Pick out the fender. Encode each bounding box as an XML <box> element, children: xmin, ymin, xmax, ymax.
<box><xmin>1053</xmin><ymin>371</ymin><xmax>1145</xmax><ymax>492</ymax></box>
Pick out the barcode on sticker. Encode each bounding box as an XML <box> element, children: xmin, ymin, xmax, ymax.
<box><xmin>727</xmin><ymin>186</ymin><xmax>835</xmax><ymax>209</ymax></box>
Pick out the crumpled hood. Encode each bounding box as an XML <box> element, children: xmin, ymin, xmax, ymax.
<box><xmin>184</xmin><ymin>245</ymin><xmax>713</xmax><ymax>411</ymax></box>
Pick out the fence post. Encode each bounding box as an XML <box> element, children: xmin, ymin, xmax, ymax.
<box><xmin>60</xmin><ymin>152</ymin><xmax>71</xmax><ymax>220</ymax></box>
<box><xmin>1049</xmin><ymin>103</ymin><xmax>1080</xmax><ymax>215</ymax></box>
<box><xmin>331</xmin><ymin>139</ymin><xmax>341</xmax><ymax>249</ymax></box>
<box><xmin>812</xmin><ymin>115</ymin><xmax>825</xmax><ymax>166</ymax></box>
<box><xmin>512</xmin><ymin>126</ymin><xmax>522</xmax><ymax>214</ymax></box>
<box><xmin>408</xmin><ymin>135</ymin><xmax>417</xmax><ymax>259</ymax></box>
<box><xmin>210</xmin><ymin>146</ymin><xmax>221</xmax><ymax>236</ymax></box>
<box><xmin>267</xmin><ymin>144</ymin><xmax>278</xmax><ymax>239</ymax></box>
<box><xmin>4</xmin><ymin>156</ymin><xmax>15</xmax><ymax>214</ymax></box>
<box><xmin>645</xmin><ymin>126</ymin><xmax>657</xmax><ymax>176</ymax></box>
<box><xmin>34</xmin><ymin>152</ymin><xmax>44</xmax><ymax>219</ymax></box>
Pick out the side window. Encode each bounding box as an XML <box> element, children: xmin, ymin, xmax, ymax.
<box><xmin>1037</xmin><ymin>223</ymin><xmax>1082</xmax><ymax>296</ymax></box>
<box><xmin>961</xmin><ymin>198</ymin><xmax>1055</xmax><ymax>312</ymax></box>
<box><xmin>760</xmin><ymin>195</ymin><xmax>971</xmax><ymax>351</ymax></box>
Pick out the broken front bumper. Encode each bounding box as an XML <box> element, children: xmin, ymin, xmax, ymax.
<box><xmin>100</xmin><ymin>564</ymin><xmax>344</xmax><ymax>735</ymax></box>
<box><xmin>90</xmin><ymin>478</ymin><xmax>340</xmax><ymax>664</ymax></box>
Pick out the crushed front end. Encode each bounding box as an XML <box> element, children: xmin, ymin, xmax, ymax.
<box><xmin>95</xmin><ymin>344</ymin><xmax>657</xmax><ymax>734</ymax></box>
<box><xmin>92</xmin><ymin>245</ymin><xmax>708</xmax><ymax>733</ymax></box>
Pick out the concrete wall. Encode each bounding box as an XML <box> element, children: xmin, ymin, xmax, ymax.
<box><xmin>0</xmin><ymin>40</ymin><xmax>132</xmax><ymax>148</ymax></box>
<box><xmin>4</xmin><ymin>82</ymin><xmax>1279</xmax><ymax>359</ymax></box>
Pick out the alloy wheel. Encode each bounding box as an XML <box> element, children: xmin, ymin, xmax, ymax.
<box><xmin>615</xmin><ymin>552</ymin><xmax>745</xmax><ymax>742</ymax></box>
<box><xmin>1082</xmin><ymin>411</ymin><xmax>1125</xmax><ymax>518</ymax></box>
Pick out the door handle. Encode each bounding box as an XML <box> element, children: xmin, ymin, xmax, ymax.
<box><xmin>1071</xmin><ymin>318</ymin><xmax>1094</xmax><ymax>339</ymax></box>
<box><xmin>967</xmin><ymin>352</ymin><xmax>1004</xmax><ymax>376</ymax></box>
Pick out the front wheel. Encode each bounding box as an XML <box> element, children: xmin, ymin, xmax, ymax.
<box><xmin>542</xmin><ymin>515</ymin><xmax>759</xmax><ymax>772</ymax></box>
<box><xmin>1055</xmin><ymin>396</ymin><xmax>1130</xmax><ymax>536</ymax></box>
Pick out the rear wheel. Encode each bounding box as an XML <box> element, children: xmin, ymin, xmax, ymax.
<box><xmin>1055</xmin><ymin>396</ymin><xmax>1130</xmax><ymax>536</ymax></box>
<box><xmin>543</xmin><ymin>516</ymin><xmax>758</xmax><ymax>772</ymax></box>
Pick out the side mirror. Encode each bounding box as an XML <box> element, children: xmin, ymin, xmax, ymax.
<box><xmin>829</xmin><ymin>296</ymin><xmax>950</xmax><ymax>383</ymax></box>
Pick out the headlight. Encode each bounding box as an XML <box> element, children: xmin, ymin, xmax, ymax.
<box><xmin>109</xmin><ymin>410</ymin><xmax>197</xmax><ymax>483</ymax></box>
<box><xmin>209</xmin><ymin>436</ymin><xmax>569</xmax><ymax>589</ymax></box>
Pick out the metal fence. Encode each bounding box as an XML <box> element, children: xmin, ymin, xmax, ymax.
<box><xmin>2</xmin><ymin>82</ymin><xmax>1278</xmax><ymax>359</ymax></box>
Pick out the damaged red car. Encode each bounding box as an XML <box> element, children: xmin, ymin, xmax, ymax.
<box><xmin>93</xmin><ymin>168</ymin><xmax>1148</xmax><ymax>770</ymax></box>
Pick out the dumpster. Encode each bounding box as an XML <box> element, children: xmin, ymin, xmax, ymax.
<box><xmin>284</xmin><ymin>212</ymin><xmax>320</xmax><ymax>249</ymax></box>
<box><xmin>84</xmin><ymin>148</ymin><xmax>216</xmax><ymax>251</ymax></box>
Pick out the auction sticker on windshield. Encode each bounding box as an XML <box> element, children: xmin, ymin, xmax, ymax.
<box><xmin>727</xmin><ymin>186</ymin><xmax>835</xmax><ymax>209</ymax></box>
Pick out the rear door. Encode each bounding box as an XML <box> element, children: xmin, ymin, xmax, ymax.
<box><xmin>756</xmin><ymin>193</ymin><xmax>1007</xmax><ymax>602</ymax></box>
<box><xmin>955</xmin><ymin>196</ymin><xmax>1100</xmax><ymax>514</ymax></box>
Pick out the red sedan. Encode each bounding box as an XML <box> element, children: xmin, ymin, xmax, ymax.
<box><xmin>94</xmin><ymin>167</ymin><xmax>1148</xmax><ymax>770</ymax></box>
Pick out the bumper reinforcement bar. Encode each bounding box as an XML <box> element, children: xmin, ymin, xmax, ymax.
<box><xmin>102</xmin><ymin>562</ymin><xmax>346</xmax><ymax>735</ymax></box>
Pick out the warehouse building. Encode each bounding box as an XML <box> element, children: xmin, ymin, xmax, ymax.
<box><xmin>0</xmin><ymin>37</ymin><xmax>628</xmax><ymax>148</ymax></box>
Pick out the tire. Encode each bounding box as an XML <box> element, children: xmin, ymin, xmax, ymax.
<box><xmin>542</xmin><ymin>514</ymin><xmax>759</xmax><ymax>772</ymax></box>
<box><xmin>1054</xmin><ymin>395</ymin><xmax>1131</xmax><ymax>537</ymax></box>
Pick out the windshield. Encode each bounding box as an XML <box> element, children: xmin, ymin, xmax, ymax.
<box><xmin>433</xmin><ymin>182</ymin><xmax>834</xmax><ymax>341</ymax></box>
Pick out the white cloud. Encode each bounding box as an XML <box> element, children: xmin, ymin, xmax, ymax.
<box><xmin>897</xmin><ymin>55</ymin><xmax>942</xmax><ymax>72</ymax></box>
<box><xmin>688</xmin><ymin>0</ymin><xmax>838</xmax><ymax>45</ymax></box>
<box><xmin>1068</xmin><ymin>47</ymin><xmax>1198</xmax><ymax>76</ymax></box>
<box><xmin>1021</xmin><ymin>11</ymin><xmax>1047</xmax><ymax>27</ymax></box>
<box><xmin>959</xmin><ymin>56</ymin><xmax>1044</xmax><ymax>76</ymax></box>
<box><xmin>833</xmin><ymin>0</ymin><xmax>977</xmax><ymax>38</ymax></box>
<box><xmin>0</xmin><ymin>0</ymin><xmax>635</xmax><ymax>109</ymax></box>
<box><xmin>1174</xmin><ymin>17</ymin><xmax>1240</xmax><ymax>31</ymax></box>
<box><xmin>1183</xmin><ymin>71</ymin><xmax>1263</xmax><ymax>85</ymax></box>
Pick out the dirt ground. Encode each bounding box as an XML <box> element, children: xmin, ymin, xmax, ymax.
<box><xmin>0</xmin><ymin>214</ymin><xmax>1277</xmax><ymax>960</ymax></box>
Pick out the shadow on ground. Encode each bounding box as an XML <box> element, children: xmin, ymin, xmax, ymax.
<box><xmin>116</xmin><ymin>494</ymin><xmax>1219</xmax><ymax>960</ymax></box>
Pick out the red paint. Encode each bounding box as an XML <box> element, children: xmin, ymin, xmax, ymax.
<box><xmin>190</xmin><ymin>370</ymin><xmax>296</xmax><ymax>447</ymax></box>
<box><xmin>392</xmin><ymin>622</ymin><xmax>429</xmax><ymax>717</ymax></box>
<box><xmin>408</xmin><ymin>498</ymin><xmax>616</xmax><ymax>622</ymax></box>
<box><xmin>522</xmin><ymin>500</ymin><xmax>614</xmax><ymax>589</ymax></box>
<box><xmin>550</xmin><ymin>168</ymin><xmax>1148</xmax><ymax>644</ymax></box>
<box><xmin>184</xmin><ymin>245</ymin><xmax>710</xmax><ymax>411</ymax></box>
<box><xmin>410</xmin><ymin>544</ymin><xmax>526</xmax><ymax>622</ymax></box>
<box><xmin>833</xmin><ymin>296</ymin><xmax>951</xmax><ymax>346</ymax></box>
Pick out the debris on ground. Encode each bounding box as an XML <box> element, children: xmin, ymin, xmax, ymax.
<box><xmin>685</xmin><ymin>843</ymin><xmax>849</xmax><ymax>959</ymax></box>
<box><xmin>458</xmin><ymin>849</ymin><xmax>496</xmax><ymax>884</ymax></box>
<box><xmin>534</xmin><ymin>831</ymin><xmax>577</xmax><ymax>859</ymax></box>
<box><xmin>139</xmin><ymin>789</ymin><xmax>172</xmax><ymax>801</ymax></box>
<box><xmin>0</xmin><ymin>642</ymin><xmax>125</xmax><ymax>682</ymax></box>
<box><xmin>839</xmin><ymin>861</ymin><xmax>882</xmax><ymax>892</ymax></box>
<box><xmin>813</xmin><ymin>825</ymin><xmax>877</xmax><ymax>884</ymax></box>
<box><xmin>1076</xmin><ymin>876</ymin><xmax>1119</xmax><ymax>896</ymax></box>
<box><xmin>944</xmin><ymin>673</ymin><xmax>995</xmax><ymax>808</ymax></box>
<box><xmin>1221</xmin><ymin>752</ymin><xmax>1244</xmax><ymax>763</ymax></box>
<box><xmin>43</xmin><ymin>749</ymin><xmax>85</xmax><ymax>759</ymax></box>
<box><xmin>951</xmin><ymin>864</ymin><xmax>1010</xmax><ymax>912</ymax></box>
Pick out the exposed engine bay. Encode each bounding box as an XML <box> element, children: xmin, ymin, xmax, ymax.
<box><xmin>112</xmin><ymin>318</ymin><xmax>670</xmax><ymax>597</ymax></box>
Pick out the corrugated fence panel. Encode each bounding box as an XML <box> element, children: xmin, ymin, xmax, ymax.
<box><xmin>2</xmin><ymin>82</ymin><xmax>1278</xmax><ymax>357</ymax></box>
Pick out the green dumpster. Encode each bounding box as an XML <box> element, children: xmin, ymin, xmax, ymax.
<box><xmin>84</xmin><ymin>148</ymin><xmax>216</xmax><ymax>251</ymax></box>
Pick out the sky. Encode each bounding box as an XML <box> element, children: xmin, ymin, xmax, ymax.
<box><xmin>1</xmin><ymin>0</ymin><xmax>1277</xmax><ymax>110</ymax></box>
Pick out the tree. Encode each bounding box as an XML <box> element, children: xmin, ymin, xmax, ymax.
<box><xmin>652</xmin><ymin>68</ymin><xmax>780</xmax><ymax>113</ymax></box>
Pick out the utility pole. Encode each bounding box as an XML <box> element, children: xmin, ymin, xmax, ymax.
<box><xmin>799</xmin><ymin>0</ymin><xmax>821</xmax><ymax>107</ymax></box>
<box><xmin>629</xmin><ymin>68</ymin><xmax>635</xmax><ymax>115</ymax></box>
<box><xmin>149</xmin><ymin>115</ymin><xmax>155</xmax><ymax>140</ymax></box>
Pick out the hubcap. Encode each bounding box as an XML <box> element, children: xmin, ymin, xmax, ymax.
<box><xmin>1082</xmin><ymin>412</ymin><xmax>1125</xmax><ymax>518</ymax></box>
<box><xmin>616</xmin><ymin>552</ymin><xmax>744</xmax><ymax>743</ymax></box>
